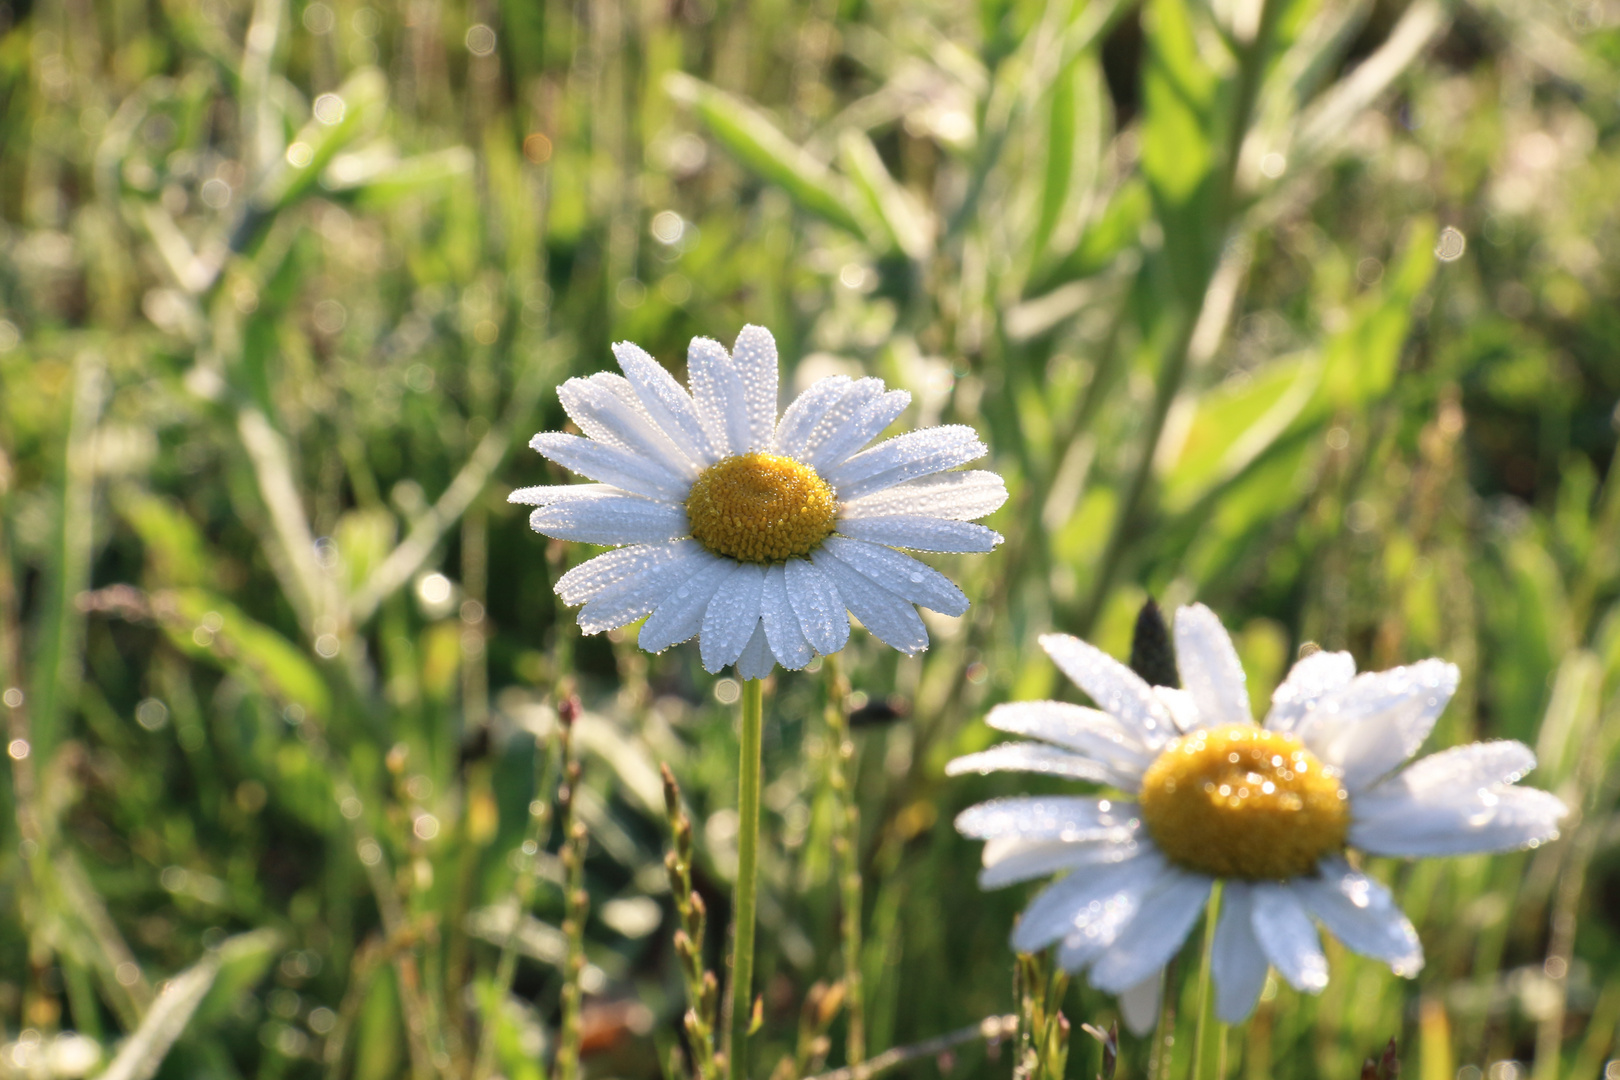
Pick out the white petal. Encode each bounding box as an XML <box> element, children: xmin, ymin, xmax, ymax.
<box><xmin>687</xmin><ymin>336</ymin><xmax>753</xmax><ymax>457</ymax></box>
<box><xmin>759</xmin><ymin>563</ymin><xmax>813</xmax><ymax>669</ymax></box>
<box><xmin>825</xmin><ymin>425</ymin><xmax>989</xmax><ymax>499</ymax></box>
<box><xmin>945</xmin><ymin>743</ymin><xmax>1124</xmax><ymax>784</ymax></box>
<box><xmin>1349</xmin><ymin>784</ymin><xmax>1566</xmax><ymax>857</ymax></box>
<box><xmin>955</xmin><ymin>796</ymin><xmax>1142</xmax><ymax>841</ymax></box>
<box><xmin>637</xmin><ymin>558</ymin><xmax>734</xmax><ymax>653</ymax></box>
<box><xmin>509</xmin><ymin>483</ymin><xmax>604</xmax><ymax>506</ymax></box>
<box><xmin>558</xmin><ymin>374</ymin><xmax>701</xmax><ymax>478</ymax></box>
<box><xmin>1055</xmin><ymin>859</ymin><xmax>1182</xmax><ymax>969</ymax></box>
<box><xmin>985</xmin><ymin>701</ymin><xmax>1154</xmax><ymax>777</ymax></box>
<box><xmin>774</xmin><ymin>376</ymin><xmax>851</xmax><ymax>458</ymax></box>
<box><xmin>1294</xmin><ymin>856</ymin><xmax>1423</xmax><ymax>976</ymax></box>
<box><xmin>822</xmin><ymin>536</ymin><xmax>968</xmax><ymax>616</ymax></box>
<box><xmin>1212</xmin><ymin>883</ymin><xmax>1269</xmax><ymax>1024</ymax></box>
<box><xmin>836</xmin><ymin>515</ymin><xmax>1002</xmax><ymax>553</ymax></box>
<box><xmin>841</xmin><ymin>470</ymin><xmax>1009</xmax><ymax>522</ymax></box>
<box><xmin>1173</xmin><ymin>604</ymin><xmax>1251</xmax><ymax>728</ymax></box>
<box><xmin>1296</xmin><ymin>660</ymin><xmax>1460</xmax><ymax>790</ymax></box>
<box><xmin>528</xmin><ymin>493</ymin><xmax>689</xmax><ymax>545</ymax></box>
<box><xmin>730</xmin><ymin>324</ymin><xmax>780</xmax><ymax>453</ymax></box>
<box><xmin>1089</xmin><ymin>871</ymin><xmax>1212</xmax><ymax>993</ymax></box>
<box><xmin>1010</xmin><ymin>849</ymin><xmax>1165</xmax><ymax>953</ymax></box>
<box><xmin>734</xmin><ymin>620</ymin><xmax>775</xmax><ymax>680</ymax></box>
<box><xmin>700</xmin><ymin>562</ymin><xmax>767</xmax><ymax>673</ymax></box>
<box><xmin>528</xmin><ymin>432</ymin><xmax>688</xmax><ymax>500</ymax></box>
<box><xmin>556</xmin><ymin>542</ymin><xmax>698</xmax><ymax>605</ymax></box>
<box><xmin>979</xmin><ymin>836</ymin><xmax>1142</xmax><ymax>888</ymax></box>
<box><xmin>572</xmin><ymin>545</ymin><xmax>715</xmax><ymax>633</ymax></box>
<box><xmin>1370</xmin><ymin>740</ymin><xmax>1538</xmax><ymax>793</ymax></box>
<box><xmin>612</xmin><ymin>341</ymin><xmax>716</xmax><ymax>466</ymax></box>
<box><xmin>810</xmin><ymin>549</ymin><xmax>928</xmax><ymax>655</ymax></box>
<box><xmin>1117</xmin><ymin>971</ymin><xmax>1163</xmax><ymax>1037</ymax></box>
<box><xmin>794</xmin><ymin>378</ymin><xmax>889</xmax><ymax>469</ymax></box>
<box><xmin>1038</xmin><ymin>634</ymin><xmax>1177</xmax><ymax>749</ymax></box>
<box><xmin>1265</xmin><ymin>650</ymin><xmax>1357</xmax><ymax>733</ymax></box>
<box><xmin>1153</xmin><ymin>687</ymin><xmax>1204</xmax><ymax>734</ymax></box>
<box><xmin>783</xmin><ymin>558</ymin><xmax>849</xmax><ymax>655</ymax></box>
<box><xmin>1250</xmin><ymin>885</ymin><xmax>1328</xmax><ymax>993</ymax></box>
<box><xmin>805</xmin><ymin>388</ymin><xmax>911</xmax><ymax>471</ymax></box>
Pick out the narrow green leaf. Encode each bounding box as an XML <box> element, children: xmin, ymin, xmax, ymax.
<box><xmin>837</xmin><ymin>130</ymin><xmax>932</xmax><ymax>259</ymax></box>
<box><xmin>253</xmin><ymin>67</ymin><xmax>389</xmax><ymax>212</ymax></box>
<box><xmin>666</xmin><ymin>73</ymin><xmax>863</xmax><ymax>236</ymax></box>
<box><xmin>159</xmin><ymin>587</ymin><xmax>332</xmax><ymax>719</ymax></box>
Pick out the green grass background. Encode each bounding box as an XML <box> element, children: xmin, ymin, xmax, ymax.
<box><xmin>1</xmin><ymin>0</ymin><xmax>1619</xmax><ymax>1076</ymax></box>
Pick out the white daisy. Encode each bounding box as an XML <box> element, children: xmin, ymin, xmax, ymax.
<box><xmin>511</xmin><ymin>325</ymin><xmax>1006</xmax><ymax>678</ymax></box>
<box><xmin>949</xmin><ymin>604</ymin><xmax>1567</xmax><ymax>1030</ymax></box>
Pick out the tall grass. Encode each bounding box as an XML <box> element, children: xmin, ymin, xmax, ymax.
<box><xmin>0</xmin><ymin>0</ymin><xmax>1618</xmax><ymax>1077</ymax></box>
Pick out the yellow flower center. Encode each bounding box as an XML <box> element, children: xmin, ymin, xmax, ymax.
<box><xmin>685</xmin><ymin>453</ymin><xmax>839</xmax><ymax>564</ymax></box>
<box><xmin>1139</xmin><ymin>724</ymin><xmax>1348</xmax><ymax>881</ymax></box>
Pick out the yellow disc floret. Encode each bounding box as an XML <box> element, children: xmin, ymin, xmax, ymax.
<box><xmin>1139</xmin><ymin>724</ymin><xmax>1348</xmax><ymax>881</ymax></box>
<box><xmin>685</xmin><ymin>452</ymin><xmax>839</xmax><ymax>563</ymax></box>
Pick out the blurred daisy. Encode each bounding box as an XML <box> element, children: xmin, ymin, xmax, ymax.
<box><xmin>512</xmin><ymin>325</ymin><xmax>1005</xmax><ymax>678</ymax></box>
<box><xmin>949</xmin><ymin>604</ymin><xmax>1567</xmax><ymax>1030</ymax></box>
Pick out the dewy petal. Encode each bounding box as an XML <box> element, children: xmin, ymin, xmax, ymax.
<box><xmin>826</xmin><ymin>425</ymin><xmax>989</xmax><ymax>500</ymax></box>
<box><xmin>1153</xmin><ymin>687</ymin><xmax>1203</xmax><ymax>735</ymax></box>
<box><xmin>985</xmin><ymin>701</ymin><xmax>1154</xmax><ymax>778</ymax></box>
<box><xmin>979</xmin><ymin>836</ymin><xmax>1142</xmax><ymax>889</ymax></box>
<box><xmin>783</xmin><ymin>558</ymin><xmax>849</xmax><ymax>656</ymax></box>
<box><xmin>1296</xmin><ymin>660</ymin><xmax>1460</xmax><ymax>791</ymax></box>
<box><xmin>509</xmin><ymin>483</ymin><xmax>605</xmax><ymax>506</ymax></box>
<box><xmin>687</xmin><ymin>336</ymin><xmax>754</xmax><ymax>458</ymax></box>
<box><xmin>528</xmin><ymin>432</ymin><xmax>689</xmax><ymax>501</ymax></box>
<box><xmin>954</xmin><ymin>796</ymin><xmax>1142</xmax><ymax>842</ymax></box>
<box><xmin>1173</xmin><ymin>604</ymin><xmax>1252</xmax><ymax>728</ymax></box>
<box><xmin>611</xmin><ymin>341</ymin><xmax>716</xmax><ymax>467</ymax></box>
<box><xmin>796</xmin><ymin>378</ymin><xmax>889</xmax><ymax>469</ymax></box>
<box><xmin>558</xmin><ymin>373</ymin><xmax>701</xmax><ymax>478</ymax></box>
<box><xmin>946</xmin><ymin>743</ymin><xmax>1126</xmax><ymax>785</ymax></box>
<box><xmin>700</xmin><ymin>562</ymin><xmax>768</xmax><ymax>673</ymax></box>
<box><xmin>637</xmin><ymin>558</ymin><xmax>734</xmax><ymax>653</ymax></box>
<box><xmin>822</xmin><ymin>536</ymin><xmax>968</xmax><ymax>616</ymax></box>
<box><xmin>1294</xmin><ymin>856</ymin><xmax>1423</xmax><ymax>977</ymax></box>
<box><xmin>1265</xmin><ymin>650</ymin><xmax>1357</xmax><ymax>734</ymax></box>
<box><xmin>810</xmin><ymin>549</ymin><xmax>928</xmax><ymax>655</ymax></box>
<box><xmin>759</xmin><ymin>563</ymin><xmax>814</xmax><ymax>669</ymax></box>
<box><xmin>1367</xmin><ymin>740</ymin><xmax>1538</xmax><ymax>793</ymax></box>
<box><xmin>806</xmin><ymin>388</ymin><xmax>911</xmax><ymax>472</ymax></box>
<box><xmin>774</xmin><ymin>376</ymin><xmax>853</xmax><ymax>458</ymax></box>
<box><xmin>734</xmin><ymin>620</ymin><xmax>775</xmax><ymax>681</ymax></box>
<box><xmin>1089</xmin><ymin>871</ymin><xmax>1213</xmax><ymax>993</ymax></box>
<box><xmin>1117</xmin><ymin>971</ymin><xmax>1164</xmax><ymax>1037</ymax></box>
<box><xmin>729</xmin><ymin>324</ymin><xmax>780</xmax><ymax>453</ymax></box>
<box><xmin>572</xmin><ymin>544</ymin><xmax>714</xmax><ymax>633</ymax></box>
<box><xmin>1010</xmin><ymin>849</ymin><xmax>1164</xmax><ymax>954</ymax></box>
<box><xmin>1349</xmin><ymin>761</ymin><xmax>1566</xmax><ymax>858</ymax></box>
<box><xmin>1038</xmin><ymin>634</ymin><xmax>1177</xmax><ymax>749</ymax></box>
<box><xmin>556</xmin><ymin>542</ymin><xmax>698</xmax><ymax>605</ymax></box>
<box><xmin>1250</xmin><ymin>884</ymin><xmax>1328</xmax><ymax>993</ymax></box>
<box><xmin>1212</xmin><ymin>883</ymin><xmax>1269</xmax><ymax>1024</ymax></box>
<box><xmin>528</xmin><ymin>493</ymin><xmax>689</xmax><ymax>545</ymax></box>
<box><xmin>841</xmin><ymin>470</ymin><xmax>1009</xmax><ymax>522</ymax></box>
<box><xmin>835</xmin><ymin>515</ymin><xmax>1002</xmax><ymax>553</ymax></box>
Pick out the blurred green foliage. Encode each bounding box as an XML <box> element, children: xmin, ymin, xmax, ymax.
<box><xmin>1</xmin><ymin>0</ymin><xmax>1619</xmax><ymax>1077</ymax></box>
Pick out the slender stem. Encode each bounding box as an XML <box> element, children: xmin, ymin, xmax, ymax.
<box><xmin>805</xmin><ymin>1015</ymin><xmax>1018</xmax><ymax>1080</ymax></box>
<box><xmin>1191</xmin><ymin>884</ymin><xmax>1225</xmax><ymax>1080</ymax></box>
<box><xmin>728</xmin><ymin>678</ymin><xmax>766</xmax><ymax>1078</ymax></box>
<box><xmin>823</xmin><ymin>653</ymin><xmax>865</xmax><ymax>1065</ymax></box>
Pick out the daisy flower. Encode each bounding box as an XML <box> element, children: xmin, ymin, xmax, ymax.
<box><xmin>511</xmin><ymin>325</ymin><xmax>1005</xmax><ymax>678</ymax></box>
<box><xmin>949</xmin><ymin>604</ymin><xmax>1567</xmax><ymax>1030</ymax></box>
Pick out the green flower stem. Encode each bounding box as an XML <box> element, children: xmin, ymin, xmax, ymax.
<box><xmin>823</xmin><ymin>653</ymin><xmax>865</xmax><ymax>1065</ymax></box>
<box><xmin>729</xmin><ymin>677</ymin><xmax>766</xmax><ymax>1078</ymax></box>
<box><xmin>1191</xmin><ymin>883</ymin><xmax>1225</xmax><ymax>1080</ymax></box>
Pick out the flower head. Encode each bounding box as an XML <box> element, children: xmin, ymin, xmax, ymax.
<box><xmin>513</xmin><ymin>326</ymin><xmax>1006</xmax><ymax>677</ymax></box>
<box><xmin>949</xmin><ymin>604</ymin><xmax>1566</xmax><ymax>1030</ymax></box>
